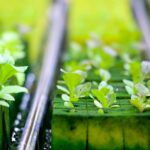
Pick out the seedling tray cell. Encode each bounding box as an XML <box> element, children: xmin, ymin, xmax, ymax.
<box><xmin>87</xmin><ymin>115</ymin><xmax>123</xmax><ymax>150</ymax></box>
<box><xmin>87</xmin><ymin>98</ymin><xmax>123</xmax><ymax>150</ymax></box>
<box><xmin>87</xmin><ymin>96</ymin><xmax>150</xmax><ymax>150</ymax></box>
<box><xmin>123</xmin><ymin>116</ymin><xmax>150</xmax><ymax>150</ymax></box>
<box><xmin>52</xmin><ymin>98</ymin><xmax>87</xmax><ymax>150</ymax></box>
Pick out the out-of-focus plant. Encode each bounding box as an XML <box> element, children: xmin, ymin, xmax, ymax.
<box><xmin>0</xmin><ymin>32</ymin><xmax>25</xmax><ymax>60</ymax></box>
<box><xmin>123</xmin><ymin>61</ymin><xmax>150</xmax><ymax>112</ymax></box>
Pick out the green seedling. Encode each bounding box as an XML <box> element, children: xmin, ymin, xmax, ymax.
<box><xmin>130</xmin><ymin>95</ymin><xmax>150</xmax><ymax>112</ymax></box>
<box><xmin>123</xmin><ymin>79</ymin><xmax>150</xmax><ymax>112</ymax></box>
<box><xmin>57</xmin><ymin>69</ymin><xmax>91</xmax><ymax>108</ymax></box>
<box><xmin>91</xmin><ymin>81</ymin><xmax>119</xmax><ymax>114</ymax></box>
<box><xmin>123</xmin><ymin>60</ymin><xmax>150</xmax><ymax>112</ymax></box>
<box><xmin>124</xmin><ymin>60</ymin><xmax>143</xmax><ymax>83</ymax></box>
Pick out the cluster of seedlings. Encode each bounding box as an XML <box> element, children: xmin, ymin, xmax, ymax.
<box><xmin>0</xmin><ymin>32</ymin><xmax>28</xmax><ymax>149</ymax></box>
<box><xmin>56</xmin><ymin>36</ymin><xmax>150</xmax><ymax>114</ymax></box>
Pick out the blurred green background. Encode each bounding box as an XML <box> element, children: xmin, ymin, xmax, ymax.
<box><xmin>0</xmin><ymin>0</ymin><xmax>49</xmax><ymax>65</ymax></box>
<box><xmin>0</xmin><ymin>0</ymin><xmax>140</xmax><ymax>65</ymax></box>
<box><xmin>69</xmin><ymin>0</ymin><xmax>140</xmax><ymax>46</ymax></box>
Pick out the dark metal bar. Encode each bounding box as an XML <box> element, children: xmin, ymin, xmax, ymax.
<box><xmin>18</xmin><ymin>0</ymin><xmax>68</xmax><ymax>149</ymax></box>
<box><xmin>131</xmin><ymin>0</ymin><xmax>150</xmax><ymax>59</ymax></box>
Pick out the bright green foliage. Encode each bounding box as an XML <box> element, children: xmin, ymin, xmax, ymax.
<box><xmin>0</xmin><ymin>85</ymin><xmax>27</xmax><ymax>107</ymax></box>
<box><xmin>63</xmin><ymin>72</ymin><xmax>84</xmax><ymax>98</ymax></box>
<box><xmin>91</xmin><ymin>81</ymin><xmax>118</xmax><ymax>113</ymax></box>
<box><xmin>0</xmin><ymin>31</ymin><xmax>28</xmax><ymax>149</ymax></box>
<box><xmin>123</xmin><ymin>79</ymin><xmax>150</xmax><ymax>112</ymax></box>
<box><xmin>0</xmin><ymin>63</ymin><xmax>27</xmax><ymax>84</ymax></box>
<box><xmin>130</xmin><ymin>95</ymin><xmax>146</xmax><ymax>113</ymax></box>
<box><xmin>57</xmin><ymin>70</ymin><xmax>91</xmax><ymax>108</ymax></box>
<box><xmin>0</xmin><ymin>32</ymin><xmax>28</xmax><ymax>108</ymax></box>
<box><xmin>130</xmin><ymin>61</ymin><xmax>143</xmax><ymax>83</ymax></box>
<box><xmin>123</xmin><ymin>60</ymin><xmax>150</xmax><ymax>112</ymax></box>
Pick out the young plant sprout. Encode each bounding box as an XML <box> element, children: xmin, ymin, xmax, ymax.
<box><xmin>91</xmin><ymin>81</ymin><xmax>119</xmax><ymax>114</ymax></box>
<box><xmin>57</xmin><ymin>69</ymin><xmax>91</xmax><ymax>108</ymax></box>
<box><xmin>123</xmin><ymin>60</ymin><xmax>150</xmax><ymax>112</ymax></box>
<box><xmin>0</xmin><ymin>48</ymin><xmax>28</xmax><ymax>109</ymax></box>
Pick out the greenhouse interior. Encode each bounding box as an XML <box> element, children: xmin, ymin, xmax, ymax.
<box><xmin>0</xmin><ymin>0</ymin><xmax>150</xmax><ymax>149</ymax></box>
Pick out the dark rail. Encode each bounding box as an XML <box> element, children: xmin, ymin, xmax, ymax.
<box><xmin>131</xmin><ymin>0</ymin><xmax>150</xmax><ymax>59</ymax></box>
<box><xmin>18</xmin><ymin>0</ymin><xmax>68</xmax><ymax>149</ymax></box>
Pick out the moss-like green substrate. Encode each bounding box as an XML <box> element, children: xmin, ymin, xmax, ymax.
<box><xmin>123</xmin><ymin>116</ymin><xmax>150</xmax><ymax>150</ymax></box>
<box><xmin>87</xmin><ymin>115</ymin><xmax>150</xmax><ymax>150</ymax></box>
<box><xmin>88</xmin><ymin>116</ymin><xmax>123</xmax><ymax>150</ymax></box>
<box><xmin>87</xmin><ymin>97</ymin><xmax>150</xmax><ymax>150</ymax></box>
<box><xmin>52</xmin><ymin>98</ymin><xmax>87</xmax><ymax>150</ymax></box>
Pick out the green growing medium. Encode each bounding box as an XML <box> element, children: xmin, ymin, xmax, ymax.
<box><xmin>52</xmin><ymin>98</ymin><xmax>87</xmax><ymax>150</ymax></box>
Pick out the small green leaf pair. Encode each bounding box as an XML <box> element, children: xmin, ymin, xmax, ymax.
<box><xmin>91</xmin><ymin>81</ymin><xmax>119</xmax><ymax>114</ymax></box>
<box><xmin>0</xmin><ymin>85</ymin><xmax>28</xmax><ymax>107</ymax></box>
<box><xmin>0</xmin><ymin>63</ymin><xmax>27</xmax><ymax>85</ymax></box>
<box><xmin>57</xmin><ymin>70</ymin><xmax>91</xmax><ymax>108</ymax></box>
<box><xmin>0</xmin><ymin>60</ymin><xmax>28</xmax><ymax>107</ymax></box>
<box><xmin>130</xmin><ymin>95</ymin><xmax>150</xmax><ymax>112</ymax></box>
<box><xmin>0</xmin><ymin>63</ymin><xmax>28</xmax><ymax>107</ymax></box>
